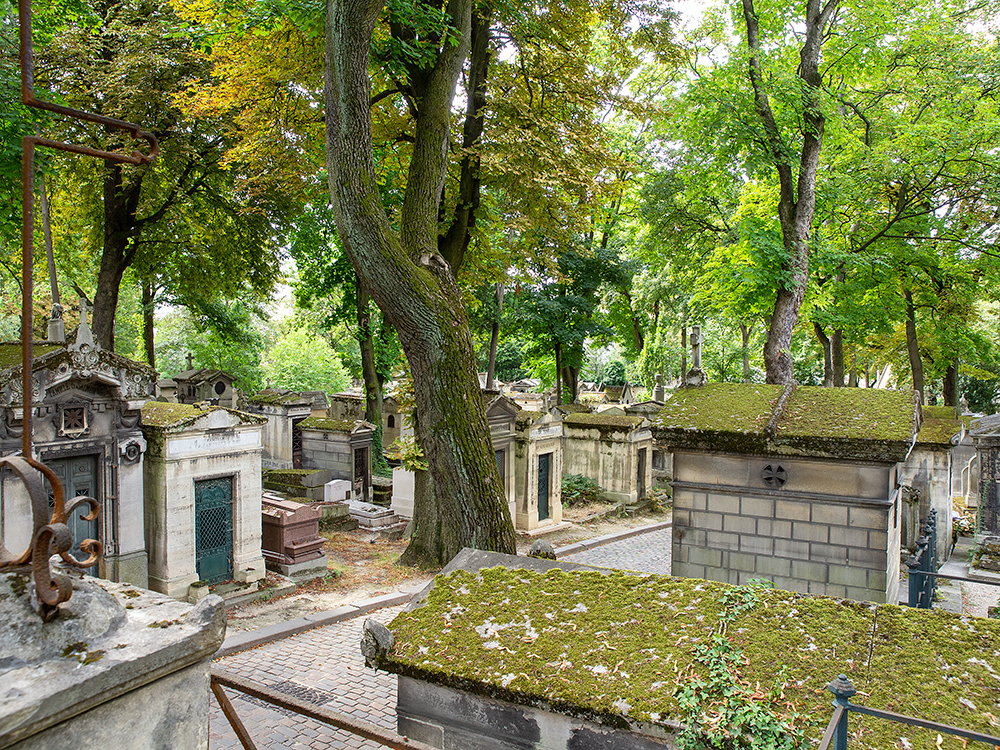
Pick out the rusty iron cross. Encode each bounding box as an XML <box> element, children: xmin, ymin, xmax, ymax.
<box><xmin>0</xmin><ymin>0</ymin><xmax>158</xmax><ymax>620</ymax></box>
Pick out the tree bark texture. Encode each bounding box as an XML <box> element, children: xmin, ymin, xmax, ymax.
<box><xmin>740</xmin><ymin>323</ymin><xmax>752</xmax><ymax>382</ymax></box>
<box><xmin>356</xmin><ymin>280</ymin><xmax>383</xmax><ymax>426</ymax></box>
<box><xmin>831</xmin><ymin>329</ymin><xmax>844</xmax><ymax>387</ymax></box>
<box><xmin>813</xmin><ymin>321</ymin><xmax>833</xmax><ymax>387</ymax></box>
<box><xmin>743</xmin><ymin>0</ymin><xmax>838</xmax><ymax>384</ymax></box>
<box><xmin>943</xmin><ymin>362</ymin><xmax>957</xmax><ymax>407</ymax></box>
<box><xmin>325</xmin><ymin>0</ymin><xmax>515</xmax><ymax>566</ymax></box>
<box><xmin>142</xmin><ymin>279</ymin><xmax>155</xmax><ymax>368</ymax></box>
<box><xmin>904</xmin><ymin>289</ymin><xmax>924</xmax><ymax>402</ymax></box>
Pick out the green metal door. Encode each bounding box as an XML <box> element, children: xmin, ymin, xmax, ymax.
<box><xmin>537</xmin><ymin>453</ymin><xmax>551</xmax><ymax>521</ymax></box>
<box><xmin>195</xmin><ymin>476</ymin><xmax>233</xmax><ymax>583</ymax></box>
<box><xmin>46</xmin><ymin>455</ymin><xmax>99</xmax><ymax>575</ymax></box>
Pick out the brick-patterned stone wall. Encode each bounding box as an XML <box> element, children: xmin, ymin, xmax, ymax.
<box><xmin>671</xmin><ymin>451</ymin><xmax>901</xmax><ymax>603</ymax></box>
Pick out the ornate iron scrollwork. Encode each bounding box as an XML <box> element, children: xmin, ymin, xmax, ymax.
<box><xmin>0</xmin><ymin>455</ymin><xmax>102</xmax><ymax>620</ymax></box>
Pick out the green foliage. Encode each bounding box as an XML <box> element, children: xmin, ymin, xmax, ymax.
<box><xmin>560</xmin><ymin>474</ymin><xmax>606</xmax><ymax>507</ymax></box>
<box><xmin>493</xmin><ymin>340</ymin><xmax>525</xmax><ymax>383</ymax></box>
<box><xmin>674</xmin><ymin>580</ymin><xmax>808</xmax><ymax>750</ymax></box>
<box><xmin>602</xmin><ymin>360</ymin><xmax>627</xmax><ymax>387</ymax></box>
<box><xmin>262</xmin><ymin>325</ymin><xmax>350</xmax><ymax>394</ymax></box>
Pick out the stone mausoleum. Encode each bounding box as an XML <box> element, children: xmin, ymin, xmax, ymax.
<box><xmin>140</xmin><ymin>401</ymin><xmax>267</xmax><ymax>598</ymax></box>
<box><xmin>0</xmin><ymin>322</ymin><xmax>155</xmax><ymax>586</ymax></box>
<box><xmin>653</xmin><ymin>382</ymin><xmax>920</xmax><ymax>603</ymax></box>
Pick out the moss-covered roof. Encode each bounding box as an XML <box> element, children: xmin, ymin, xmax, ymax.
<box><xmin>0</xmin><ymin>342</ymin><xmax>65</xmax><ymax>370</ymax></box>
<box><xmin>378</xmin><ymin>566</ymin><xmax>1000</xmax><ymax>748</ymax></box>
<box><xmin>653</xmin><ymin>383</ymin><xmax>918</xmax><ymax>462</ymax></box>
<box><xmin>515</xmin><ymin>410</ymin><xmax>545</xmax><ymax>428</ymax></box>
<box><xmin>299</xmin><ymin>416</ymin><xmax>372</xmax><ymax>433</ymax></box>
<box><xmin>140</xmin><ymin>401</ymin><xmax>264</xmax><ymax>429</ymax></box>
<box><xmin>563</xmin><ymin>413</ymin><xmax>644</xmax><ymax>431</ymax></box>
<box><xmin>913</xmin><ymin>405</ymin><xmax>963</xmax><ymax>447</ymax></box>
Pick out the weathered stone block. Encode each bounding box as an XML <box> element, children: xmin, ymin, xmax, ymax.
<box><xmin>687</xmin><ymin>546</ymin><xmax>723</xmax><ymax>568</ymax></box>
<box><xmin>846</xmin><ymin>586</ymin><xmax>876</xmax><ymax>602</ymax></box>
<box><xmin>825</xmin><ymin>583</ymin><xmax>847</xmax><ymax>598</ymax></box>
<box><xmin>791</xmin><ymin>522</ymin><xmax>829</xmax><ymax>544</ymax></box>
<box><xmin>829</xmin><ymin>525</ymin><xmax>869</xmax><ymax>548</ymax></box>
<box><xmin>773</xmin><ymin>538</ymin><xmax>809</xmax><ymax>560</ymax></box>
<box><xmin>847</xmin><ymin>547</ymin><xmax>885</xmax><ymax>567</ymax></box>
<box><xmin>703</xmin><ymin>530</ymin><xmax>739</xmax><ymax>551</ymax></box>
<box><xmin>791</xmin><ymin>559</ymin><xmax>828</xmax><ymax>583</ymax></box>
<box><xmin>755</xmin><ymin>556</ymin><xmax>791</xmax><ymax>578</ymax></box>
<box><xmin>811</xmin><ymin>503</ymin><xmax>849</xmax><ymax>526</ymax></box>
<box><xmin>809</xmin><ymin>543</ymin><xmax>848</xmax><ymax>564</ymax></box>
<box><xmin>690</xmin><ymin>511</ymin><xmax>723</xmax><ymax>531</ymax></box>
<box><xmin>867</xmin><ymin>570</ymin><xmax>887</xmax><ymax>591</ymax></box>
<box><xmin>728</xmin><ymin>551</ymin><xmax>757</xmax><ymax>573</ymax></box>
<box><xmin>672</xmin><ymin>509</ymin><xmax>690</xmax><ymax>527</ymax></box>
<box><xmin>739</xmin><ymin>535</ymin><xmax>774</xmax><ymax>556</ymax></box>
<box><xmin>775</xmin><ymin>499</ymin><xmax>810</xmax><ymax>522</ymax></box>
<box><xmin>722</xmin><ymin>514</ymin><xmax>756</xmax><ymax>534</ymax></box>
<box><xmin>828</xmin><ymin>565</ymin><xmax>867</xmax><ymax>588</ymax></box>
<box><xmin>705</xmin><ymin>493</ymin><xmax>740</xmax><ymax>515</ymax></box>
<box><xmin>849</xmin><ymin>506</ymin><xmax>889</xmax><ymax>531</ymax></box>
<box><xmin>868</xmin><ymin>530</ymin><xmax>888</xmax><ymax>549</ymax></box>
<box><xmin>740</xmin><ymin>496</ymin><xmax>774</xmax><ymax>517</ymax></box>
<box><xmin>756</xmin><ymin>518</ymin><xmax>791</xmax><ymax>538</ymax></box>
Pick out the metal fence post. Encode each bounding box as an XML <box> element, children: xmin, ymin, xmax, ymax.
<box><xmin>906</xmin><ymin>553</ymin><xmax>920</xmax><ymax>608</ymax></box>
<box><xmin>828</xmin><ymin>674</ymin><xmax>857</xmax><ymax>750</ymax></box>
<box><xmin>928</xmin><ymin>511</ymin><xmax>938</xmax><ymax>601</ymax></box>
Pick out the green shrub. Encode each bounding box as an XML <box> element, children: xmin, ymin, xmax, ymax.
<box><xmin>561</xmin><ymin>474</ymin><xmax>606</xmax><ymax>507</ymax></box>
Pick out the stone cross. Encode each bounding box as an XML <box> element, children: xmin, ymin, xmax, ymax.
<box><xmin>682</xmin><ymin>325</ymin><xmax>707</xmax><ymax>388</ymax></box>
<box><xmin>186</xmin><ymin>352</ymin><xmax>194</xmax><ymax>370</ymax></box>
<box><xmin>691</xmin><ymin>325</ymin><xmax>703</xmax><ymax>370</ymax></box>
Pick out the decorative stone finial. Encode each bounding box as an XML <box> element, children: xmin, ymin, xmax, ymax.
<box><xmin>68</xmin><ymin>298</ymin><xmax>96</xmax><ymax>354</ymax></box>
<box><xmin>827</xmin><ymin>674</ymin><xmax>857</xmax><ymax>702</ymax></box>
<box><xmin>682</xmin><ymin>325</ymin><xmax>707</xmax><ymax>387</ymax></box>
<box><xmin>652</xmin><ymin>373</ymin><xmax>665</xmax><ymax>402</ymax></box>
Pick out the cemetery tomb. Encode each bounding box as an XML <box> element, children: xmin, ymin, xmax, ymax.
<box><xmin>368</xmin><ymin>550</ymin><xmax>1000</xmax><ymax>750</ymax></box>
<box><xmin>261</xmin><ymin>495</ymin><xmax>328</xmax><ymax>576</ymax></box>
<box><xmin>244</xmin><ymin>389</ymin><xmax>314</xmax><ymax>469</ymax></box>
<box><xmin>971</xmin><ymin>413</ymin><xmax>1000</xmax><ymax>534</ymax></box>
<box><xmin>654</xmin><ymin>382</ymin><xmax>921</xmax><ymax>603</ymax></box>
<box><xmin>486</xmin><ymin>393</ymin><xmax>519</xmax><ymax>520</ymax></box>
<box><xmin>140</xmin><ymin>401</ymin><xmax>266</xmax><ymax>598</ymax></box>
<box><xmin>899</xmin><ymin>405</ymin><xmax>965</xmax><ymax>558</ymax></box>
<box><xmin>0</xmin><ymin>314</ymin><xmax>155</xmax><ymax>587</ymax></box>
<box><xmin>297</xmin><ymin>416</ymin><xmax>376</xmax><ymax>502</ymax></box>
<box><xmin>513</xmin><ymin>411</ymin><xmax>566</xmax><ymax>532</ymax></box>
<box><xmin>561</xmin><ymin>412</ymin><xmax>654</xmax><ymax>505</ymax></box>
<box><xmin>172</xmin><ymin>361</ymin><xmax>237</xmax><ymax>407</ymax></box>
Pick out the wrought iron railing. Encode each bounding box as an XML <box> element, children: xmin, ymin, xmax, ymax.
<box><xmin>905</xmin><ymin>510</ymin><xmax>939</xmax><ymax>608</ymax></box>
<box><xmin>818</xmin><ymin>674</ymin><xmax>1000</xmax><ymax>750</ymax></box>
<box><xmin>210</xmin><ymin>668</ymin><xmax>435</xmax><ymax>750</ymax></box>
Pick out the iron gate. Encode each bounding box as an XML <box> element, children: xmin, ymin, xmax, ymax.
<box><xmin>538</xmin><ymin>453</ymin><xmax>550</xmax><ymax>521</ymax></box>
<box><xmin>195</xmin><ymin>476</ymin><xmax>234</xmax><ymax>583</ymax></box>
<box><xmin>980</xmin><ymin>449</ymin><xmax>998</xmax><ymax>535</ymax></box>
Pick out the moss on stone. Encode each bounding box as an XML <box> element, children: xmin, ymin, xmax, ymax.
<box><xmin>562</xmin><ymin>413</ymin><xmax>644</xmax><ymax>435</ymax></box>
<box><xmin>380</xmin><ymin>567</ymin><xmax>1000</xmax><ymax>749</ymax></box>
<box><xmin>515</xmin><ymin>410</ymin><xmax>545</xmax><ymax>428</ymax></box>
<box><xmin>140</xmin><ymin>401</ymin><xmax>204</xmax><ymax>427</ymax></box>
<box><xmin>653</xmin><ymin>383</ymin><xmax>783</xmax><ymax>434</ymax></box>
<box><xmin>0</xmin><ymin>341</ymin><xmax>66</xmax><ymax>370</ymax></box>
<box><xmin>778</xmin><ymin>386</ymin><xmax>917</xmax><ymax>442</ymax></box>
<box><xmin>247</xmin><ymin>389</ymin><xmax>307</xmax><ymax>406</ymax></box>
<box><xmin>299</xmin><ymin>416</ymin><xmax>361</xmax><ymax>432</ymax></box>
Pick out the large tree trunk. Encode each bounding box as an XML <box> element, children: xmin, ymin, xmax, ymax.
<box><xmin>903</xmin><ymin>289</ymin><xmax>924</xmax><ymax>402</ymax></box>
<box><xmin>325</xmin><ymin>0</ymin><xmax>514</xmax><ymax>566</ymax></box>
<box><xmin>356</xmin><ymin>280</ymin><xmax>383</xmax><ymax>426</ymax></box>
<box><xmin>743</xmin><ymin>0</ymin><xmax>838</xmax><ymax>384</ymax></box>
<box><xmin>740</xmin><ymin>323</ymin><xmax>752</xmax><ymax>382</ymax></box>
<box><xmin>485</xmin><ymin>282</ymin><xmax>503</xmax><ymax>390</ymax></box>
<box><xmin>831</xmin><ymin>329</ymin><xmax>844</xmax><ymax>387</ymax></box>
<box><xmin>93</xmin><ymin>163</ymin><xmax>143</xmax><ymax>352</ymax></box>
<box><xmin>943</xmin><ymin>362</ymin><xmax>958</xmax><ymax>407</ymax></box>
<box><xmin>813</xmin><ymin>321</ymin><xmax>833</xmax><ymax>387</ymax></box>
<box><xmin>141</xmin><ymin>279</ymin><xmax>155</xmax><ymax>368</ymax></box>
<box><xmin>554</xmin><ymin>338</ymin><xmax>563</xmax><ymax>405</ymax></box>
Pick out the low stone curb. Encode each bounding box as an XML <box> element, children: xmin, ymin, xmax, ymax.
<box><xmin>215</xmin><ymin>583</ymin><xmax>428</xmax><ymax>659</ymax></box>
<box><xmin>554</xmin><ymin>520</ymin><xmax>672</xmax><ymax>559</ymax></box>
<box><xmin>220</xmin><ymin>579</ymin><xmax>298</xmax><ymax>610</ymax></box>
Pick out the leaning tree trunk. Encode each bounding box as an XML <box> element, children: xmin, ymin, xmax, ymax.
<box><xmin>141</xmin><ymin>279</ymin><xmax>155</xmax><ymax>368</ymax></box>
<box><xmin>356</xmin><ymin>279</ymin><xmax>383</xmax><ymax>427</ymax></box>
<box><xmin>943</xmin><ymin>362</ymin><xmax>958</xmax><ymax>407</ymax></box>
<box><xmin>325</xmin><ymin>0</ymin><xmax>514</xmax><ymax>566</ymax></box>
<box><xmin>831</xmin><ymin>329</ymin><xmax>844</xmax><ymax>387</ymax></box>
<box><xmin>740</xmin><ymin>323</ymin><xmax>752</xmax><ymax>382</ymax></box>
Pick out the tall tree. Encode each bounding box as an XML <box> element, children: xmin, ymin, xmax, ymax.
<box><xmin>325</xmin><ymin>0</ymin><xmax>516</xmax><ymax>565</ymax></box>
